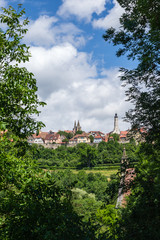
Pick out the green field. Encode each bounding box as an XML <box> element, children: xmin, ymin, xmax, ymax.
<box><xmin>48</xmin><ymin>165</ymin><xmax>121</xmax><ymax>179</ymax></box>
<box><xmin>71</xmin><ymin>168</ymin><xmax>119</xmax><ymax>179</ymax></box>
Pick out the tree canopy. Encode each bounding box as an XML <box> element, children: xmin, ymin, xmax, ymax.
<box><xmin>0</xmin><ymin>6</ymin><xmax>45</xmax><ymax>138</ymax></box>
<box><xmin>102</xmin><ymin>1</ymin><xmax>160</xmax><ymax>239</ymax></box>
<box><xmin>103</xmin><ymin>0</ymin><xmax>160</xmax><ymax>145</ymax></box>
<box><xmin>0</xmin><ymin>6</ymin><xmax>90</xmax><ymax>239</ymax></box>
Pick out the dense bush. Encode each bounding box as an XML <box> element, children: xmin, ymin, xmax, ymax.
<box><xmin>30</xmin><ymin>141</ymin><xmax>139</xmax><ymax>169</ymax></box>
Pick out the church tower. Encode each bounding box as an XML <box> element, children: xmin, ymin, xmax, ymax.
<box><xmin>112</xmin><ymin>113</ymin><xmax>120</xmax><ymax>134</ymax></box>
<box><xmin>73</xmin><ymin>120</ymin><xmax>77</xmax><ymax>133</ymax></box>
<box><xmin>77</xmin><ymin>120</ymin><xmax>81</xmax><ymax>131</ymax></box>
<box><xmin>73</xmin><ymin>120</ymin><xmax>82</xmax><ymax>133</ymax></box>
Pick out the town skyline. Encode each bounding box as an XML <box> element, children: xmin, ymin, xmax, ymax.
<box><xmin>42</xmin><ymin>113</ymin><xmax>130</xmax><ymax>134</ymax></box>
<box><xmin>28</xmin><ymin>113</ymin><xmax>130</xmax><ymax>146</ymax></box>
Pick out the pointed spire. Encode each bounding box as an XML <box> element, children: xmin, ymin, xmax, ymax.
<box><xmin>77</xmin><ymin>120</ymin><xmax>81</xmax><ymax>131</ymax></box>
<box><xmin>73</xmin><ymin>120</ymin><xmax>77</xmax><ymax>133</ymax></box>
<box><xmin>74</xmin><ymin>120</ymin><xmax>76</xmax><ymax>128</ymax></box>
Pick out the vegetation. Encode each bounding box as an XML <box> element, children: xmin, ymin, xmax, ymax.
<box><xmin>0</xmin><ymin>136</ymin><xmax>93</xmax><ymax>240</ymax></box>
<box><xmin>1</xmin><ymin>1</ymin><xmax>159</xmax><ymax>239</ymax></box>
<box><xmin>0</xmin><ymin>6</ymin><xmax>94</xmax><ymax>239</ymax></box>
<box><xmin>31</xmin><ymin>141</ymin><xmax>138</xmax><ymax>169</ymax></box>
<box><xmin>102</xmin><ymin>0</ymin><xmax>160</xmax><ymax>239</ymax></box>
<box><xmin>57</xmin><ymin>131</ymin><xmax>73</xmax><ymax>140</ymax></box>
<box><xmin>0</xmin><ymin>6</ymin><xmax>45</xmax><ymax>138</ymax></box>
<box><xmin>103</xmin><ymin>0</ymin><xmax>160</xmax><ymax>145</ymax></box>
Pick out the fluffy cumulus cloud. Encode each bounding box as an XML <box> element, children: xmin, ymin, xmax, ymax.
<box><xmin>92</xmin><ymin>0</ymin><xmax>124</xmax><ymax>29</ymax></box>
<box><xmin>24</xmin><ymin>43</ymin><xmax>97</xmax><ymax>99</ymax></box>
<box><xmin>24</xmin><ymin>15</ymin><xmax>86</xmax><ymax>48</ymax></box>
<box><xmin>57</xmin><ymin>0</ymin><xmax>106</xmax><ymax>22</ymax></box>
<box><xmin>25</xmin><ymin>44</ymin><xmax>130</xmax><ymax>132</ymax></box>
<box><xmin>19</xmin><ymin>1</ymin><xmax>130</xmax><ymax>133</ymax></box>
<box><xmin>24</xmin><ymin>16</ymin><xmax>58</xmax><ymax>47</ymax></box>
<box><xmin>38</xmin><ymin>67</ymin><xmax>130</xmax><ymax>133</ymax></box>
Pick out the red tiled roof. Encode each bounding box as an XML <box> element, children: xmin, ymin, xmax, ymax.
<box><xmin>140</xmin><ymin>127</ymin><xmax>147</xmax><ymax>133</ymax></box>
<box><xmin>69</xmin><ymin>137</ymin><xmax>77</xmax><ymax>142</ymax></box>
<box><xmin>39</xmin><ymin>132</ymin><xmax>48</xmax><ymax>139</ymax></box>
<box><xmin>120</xmin><ymin>131</ymin><xmax>128</xmax><ymax>135</ymax></box>
<box><xmin>74</xmin><ymin>133</ymin><xmax>89</xmax><ymax>138</ymax></box>
<box><xmin>94</xmin><ymin>135</ymin><xmax>102</xmax><ymax>139</ymax></box>
<box><xmin>45</xmin><ymin>133</ymin><xmax>60</xmax><ymax>140</ymax></box>
<box><xmin>32</xmin><ymin>132</ymin><xmax>48</xmax><ymax>139</ymax></box>
<box><xmin>32</xmin><ymin>134</ymin><xmax>42</xmax><ymax>139</ymax></box>
<box><xmin>64</xmin><ymin>130</ymin><xmax>73</xmax><ymax>133</ymax></box>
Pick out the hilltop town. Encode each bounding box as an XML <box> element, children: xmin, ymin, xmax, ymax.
<box><xmin>28</xmin><ymin>114</ymin><xmax>145</xmax><ymax>148</ymax></box>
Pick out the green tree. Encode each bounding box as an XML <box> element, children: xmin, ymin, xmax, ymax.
<box><xmin>103</xmin><ymin>0</ymin><xmax>160</xmax><ymax>145</ymax></box>
<box><xmin>0</xmin><ymin>6</ymin><xmax>96</xmax><ymax>240</ymax></box>
<box><xmin>76</xmin><ymin>130</ymin><xmax>83</xmax><ymax>134</ymax></box>
<box><xmin>110</xmin><ymin>133</ymin><xmax>119</xmax><ymax>142</ymax></box>
<box><xmin>71</xmin><ymin>188</ymin><xmax>102</xmax><ymax>223</ymax></box>
<box><xmin>57</xmin><ymin>131</ymin><xmax>73</xmax><ymax>139</ymax></box>
<box><xmin>77</xmin><ymin>143</ymin><xmax>98</xmax><ymax>168</ymax></box>
<box><xmin>98</xmin><ymin>141</ymin><xmax>123</xmax><ymax>164</ymax></box>
<box><xmin>115</xmin><ymin>144</ymin><xmax>160</xmax><ymax>240</ymax></box>
<box><xmin>89</xmin><ymin>135</ymin><xmax>94</xmax><ymax>143</ymax></box>
<box><xmin>103</xmin><ymin>1</ymin><xmax>160</xmax><ymax>239</ymax></box>
<box><xmin>0</xmin><ymin>136</ymin><xmax>90</xmax><ymax>240</ymax></box>
<box><xmin>62</xmin><ymin>138</ymin><xmax>69</xmax><ymax>143</ymax></box>
<box><xmin>95</xmin><ymin>205</ymin><xmax>120</xmax><ymax>239</ymax></box>
<box><xmin>0</xmin><ymin>6</ymin><xmax>45</xmax><ymax>138</ymax></box>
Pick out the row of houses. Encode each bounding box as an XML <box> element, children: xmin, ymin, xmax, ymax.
<box><xmin>27</xmin><ymin>129</ymin><xmax>130</xmax><ymax>146</ymax></box>
<box><xmin>27</xmin><ymin>115</ymin><xmax>146</xmax><ymax>146</ymax></box>
<box><xmin>28</xmin><ymin>131</ymin><xmax>65</xmax><ymax>145</ymax></box>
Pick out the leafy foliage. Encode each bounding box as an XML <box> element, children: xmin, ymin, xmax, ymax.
<box><xmin>0</xmin><ymin>138</ymin><xmax>94</xmax><ymax>240</ymax></box>
<box><xmin>113</xmin><ymin>144</ymin><xmax>160</xmax><ymax>240</ymax></box>
<box><xmin>103</xmin><ymin>0</ymin><xmax>160</xmax><ymax>145</ymax></box>
<box><xmin>0</xmin><ymin>6</ymin><xmax>96</xmax><ymax>240</ymax></box>
<box><xmin>57</xmin><ymin>131</ymin><xmax>73</xmax><ymax>140</ymax></box>
<box><xmin>51</xmin><ymin>169</ymin><xmax>120</xmax><ymax>205</ymax></box>
<box><xmin>0</xmin><ymin>6</ymin><xmax>45</xmax><ymax>138</ymax></box>
<box><xmin>102</xmin><ymin>1</ymin><xmax>160</xmax><ymax>239</ymax></box>
<box><xmin>31</xmin><ymin>141</ymin><xmax>139</xmax><ymax>169</ymax></box>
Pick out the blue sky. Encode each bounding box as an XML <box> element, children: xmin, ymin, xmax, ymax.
<box><xmin>1</xmin><ymin>0</ymin><xmax>135</xmax><ymax>133</ymax></box>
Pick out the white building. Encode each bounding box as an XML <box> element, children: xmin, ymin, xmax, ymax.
<box><xmin>112</xmin><ymin>113</ymin><xmax>120</xmax><ymax>134</ymax></box>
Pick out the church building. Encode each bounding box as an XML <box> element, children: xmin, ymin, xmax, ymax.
<box><xmin>73</xmin><ymin>120</ymin><xmax>81</xmax><ymax>133</ymax></box>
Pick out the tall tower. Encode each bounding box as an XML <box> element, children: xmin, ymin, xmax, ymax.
<box><xmin>113</xmin><ymin>113</ymin><xmax>120</xmax><ymax>134</ymax></box>
<box><xmin>73</xmin><ymin>120</ymin><xmax>77</xmax><ymax>133</ymax></box>
<box><xmin>77</xmin><ymin>120</ymin><xmax>81</xmax><ymax>131</ymax></box>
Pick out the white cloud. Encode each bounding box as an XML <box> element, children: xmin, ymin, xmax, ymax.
<box><xmin>39</xmin><ymin>70</ymin><xmax>130</xmax><ymax>133</ymax></box>
<box><xmin>1</xmin><ymin>0</ymin><xmax>7</xmax><ymax>8</ymax></box>
<box><xmin>17</xmin><ymin>1</ymin><xmax>130</xmax><ymax>133</ymax></box>
<box><xmin>23</xmin><ymin>43</ymin><xmax>130</xmax><ymax>133</ymax></box>
<box><xmin>24</xmin><ymin>15</ymin><xmax>58</xmax><ymax>47</ymax></box>
<box><xmin>24</xmin><ymin>43</ymin><xmax>97</xmax><ymax>99</ymax></box>
<box><xmin>57</xmin><ymin>0</ymin><xmax>106</xmax><ymax>22</ymax></box>
<box><xmin>92</xmin><ymin>0</ymin><xmax>124</xmax><ymax>29</ymax></box>
<box><xmin>24</xmin><ymin>15</ymin><xmax>86</xmax><ymax>48</ymax></box>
